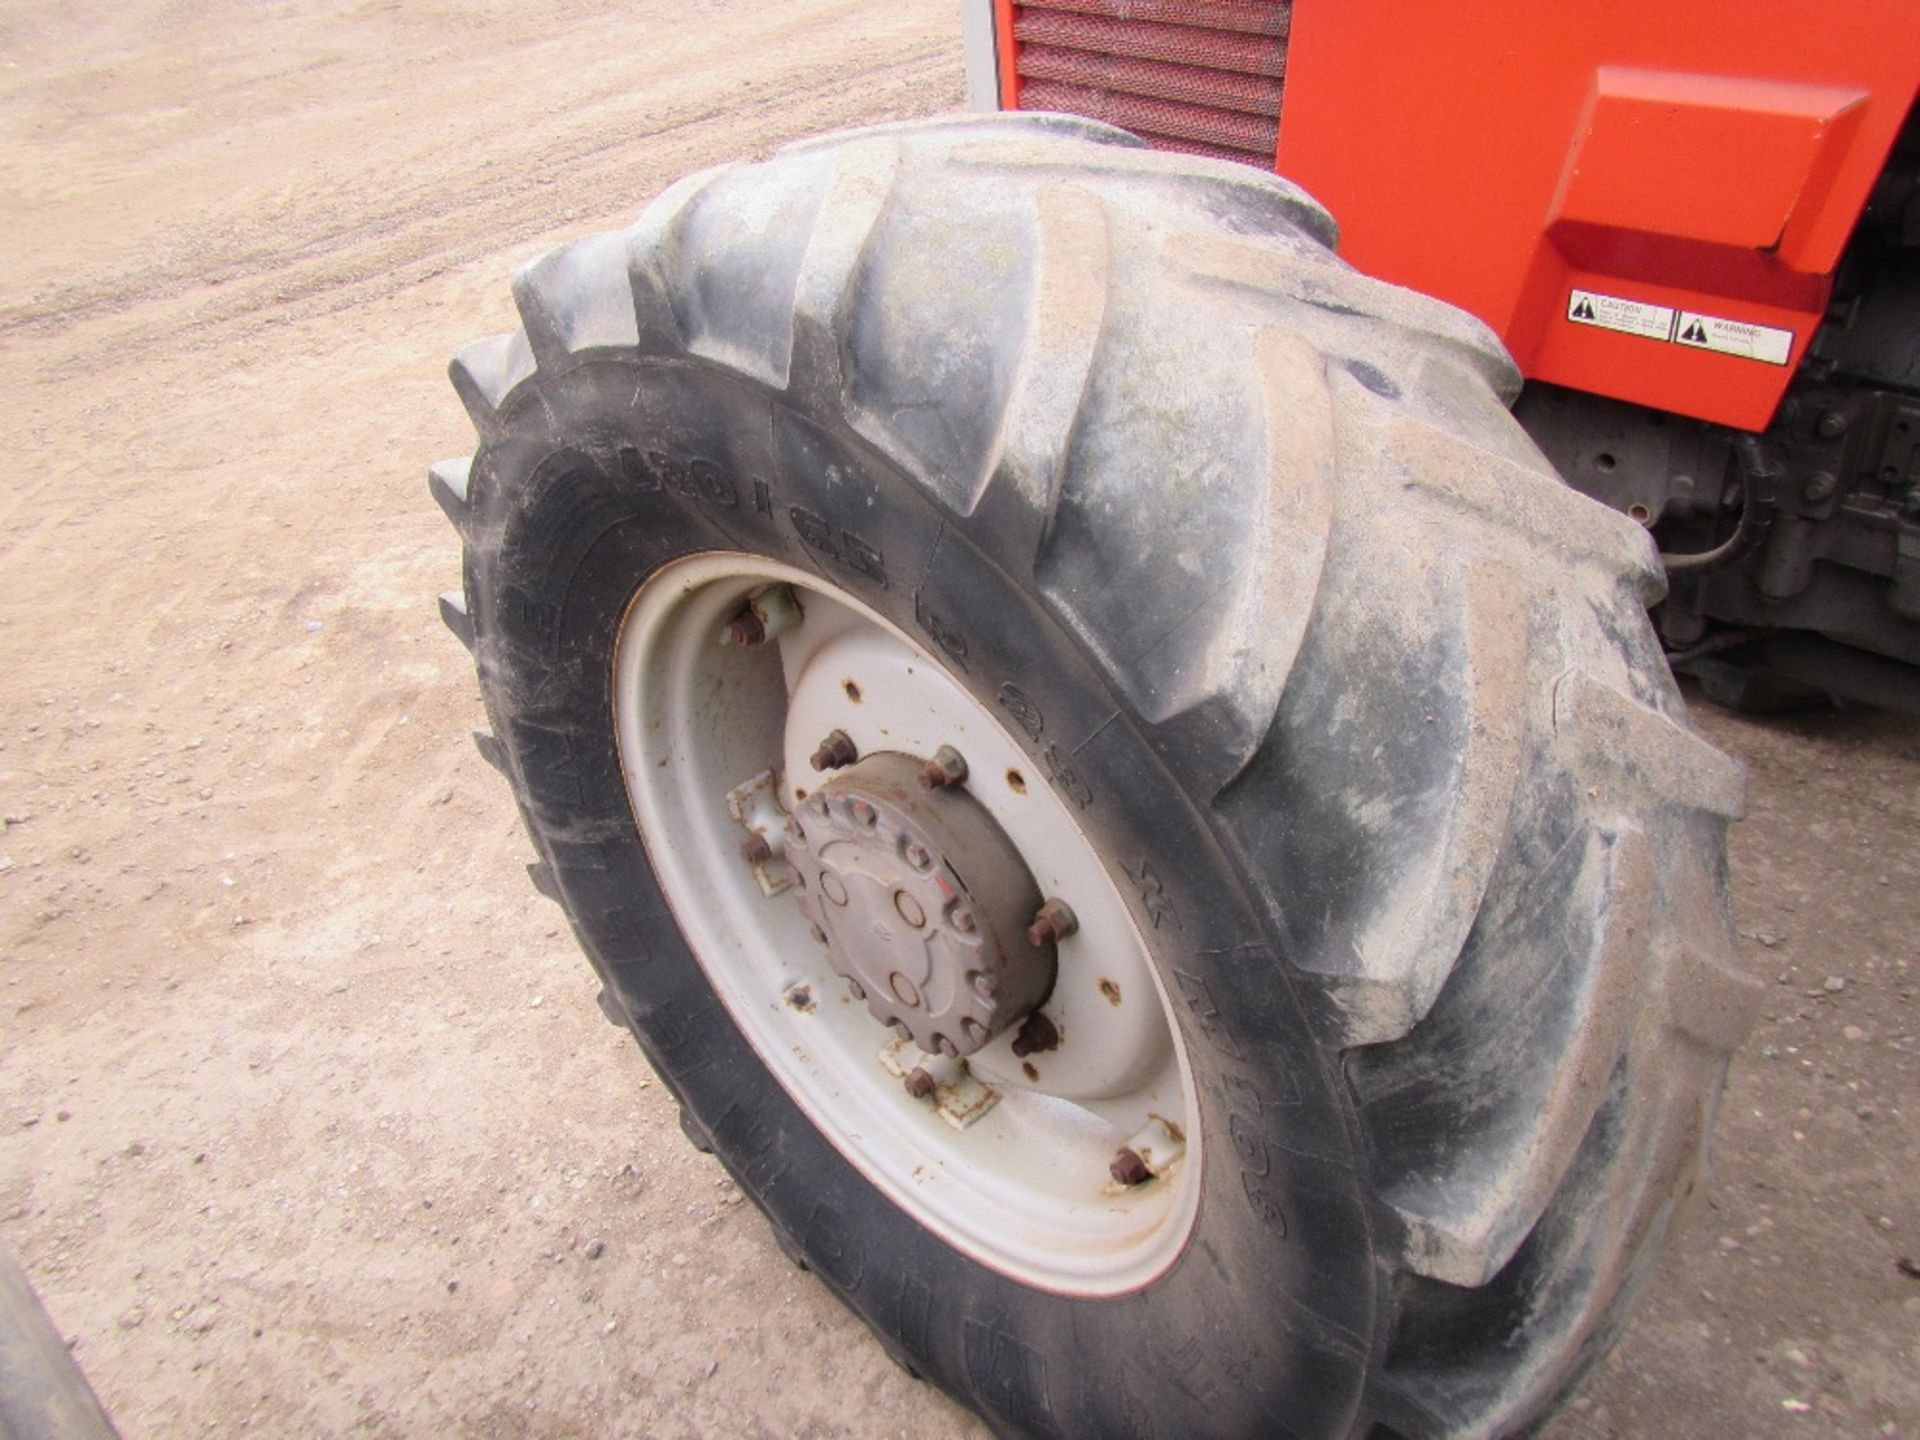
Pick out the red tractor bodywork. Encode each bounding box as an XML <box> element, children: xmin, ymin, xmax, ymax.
<box><xmin>991</xmin><ymin>0</ymin><xmax>1920</xmax><ymax>432</ymax></box>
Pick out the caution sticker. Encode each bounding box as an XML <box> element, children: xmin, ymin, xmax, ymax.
<box><xmin>1567</xmin><ymin>288</ymin><xmax>1675</xmax><ymax>342</ymax></box>
<box><xmin>1674</xmin><ymin>311</ymin><xmax>1794</xmax><ymax>366</ymax></box>
<box><xmin>1565</xmin><ymin>287</ymin><xmax>1796</xmax><ymax>366</ymax></box>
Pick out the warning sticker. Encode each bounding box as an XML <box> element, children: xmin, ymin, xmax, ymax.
<box><xmin>1565</xmin><ymin>287</ymin><xmax>1798</xmax><ymax>365</ymax></box>
<box><xmin>1674</xmin><ymin>310</ymin><xmax>1794</xmax><ymax>366</ymax></box>
<box><xmin>1567</xmin><ymin>288</ymin><xmax>1675</xmax><ymax>342</ymax></box>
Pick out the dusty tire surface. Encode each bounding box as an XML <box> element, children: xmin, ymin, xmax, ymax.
<box><xmin>437</xmin><ymin>114</ymin><xmax>1762</xmax><ymax>1438</ymax></box>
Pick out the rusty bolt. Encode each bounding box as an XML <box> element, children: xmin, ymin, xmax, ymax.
<box><xmin>1110</xmin><ymin>1147</ymin><xmax>1152</xmax><ymax>1187</ymax></box>
<box><xmin>916</xmin><ymin>744</ymin><xmax>969</xmax><ymax>790</ymax></box>
<box><xmin>809</xmin><ymin>729</ymin><xmax>857</xmax><ymax>772</ymax></box>
<box><xmin>904</xmin><ymin>1068</ymin><xmax>936</xmax><ymax>1099</ymax></box>
<box><xmin>1027</xmin><ymin>898</ymin><xmax>1079</xmax><ymax>949</ymax></box>
<box><xmin>721</xmin><ymin>610</ymin><xmax>767</xmax><ymax>647</ymax></box>
<box><xmin>741</xmin><ymin>833</ymin><xmax>773</xmax><ymax>866</ymax></box>
<box><xmin>1009</xmin><ymin>1010</ymin><xmax>1059</xmax><ymax>1058</ymax></box>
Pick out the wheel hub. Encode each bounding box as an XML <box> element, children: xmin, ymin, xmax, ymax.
<box><xmin>785</xmin><ymin>752</ymin><xmax>1054</xmax><ymax>1057</ymax></box>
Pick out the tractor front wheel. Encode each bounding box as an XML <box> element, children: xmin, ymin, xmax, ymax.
<box><xmin>434</xmin><ymin>115</ymin><xmax>1759</xmax><ymax>1438</ymax></box>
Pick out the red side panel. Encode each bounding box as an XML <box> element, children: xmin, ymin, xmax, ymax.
<box><xmin>1274</xmin><ymin>2</ymin><xmax>1920</xmax><ymax>430</ymax></box>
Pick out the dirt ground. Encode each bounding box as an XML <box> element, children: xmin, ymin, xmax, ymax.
<box><xmin>0</xmin><ymin>3</ymin><xmax>1913</xmax><ymax>1436</ymax></box>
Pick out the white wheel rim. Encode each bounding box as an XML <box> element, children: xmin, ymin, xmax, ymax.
<box><xmin>614</xmin><ymin>553</ymin><xmax>1201</xmax><ymax>1295</ymax></box>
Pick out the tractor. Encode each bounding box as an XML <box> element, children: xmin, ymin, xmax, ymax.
<box><xmin>430</xmin><ymin>3</ymin><xmax>1918</xmax><ymax>1435</ymax></box>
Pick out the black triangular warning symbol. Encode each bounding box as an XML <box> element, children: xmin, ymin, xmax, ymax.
<box><xmin>1681</xmin><ymin>320</ymin><xmax>1708</xmax><ymax>344</ymax></box>
<box><xmin>1572</xmin><ymin>298</ymin><xmax>1596</xmax><ymax>320</ymax></box>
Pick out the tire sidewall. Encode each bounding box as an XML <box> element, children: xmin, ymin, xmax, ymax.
<box><xmin>471</xmin><ymin>356</ymin><xmax>1380</xmax><ymax>1438</ymax></box>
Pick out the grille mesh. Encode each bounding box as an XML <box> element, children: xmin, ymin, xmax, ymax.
<box><xmin>1011</xmin><ymin>2</ymin><xmax>1292</xmax><ymax>170</ymax></box>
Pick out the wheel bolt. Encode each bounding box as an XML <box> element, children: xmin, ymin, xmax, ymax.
<box><xmin>810</xmin><ymin>729</ymin><xmax>857</xmax><ymax>772</ymax></box>
<box><xmin>1027</xmin><ymin>898</ymin><xmax>1078</xmax><ymax>949</ymax></box>
<box><xmin>1110</xmin><ymin>1147</ymin><xmax>1151</xmax><ymax>1187</ymax></box>
<box><xmin>950</xmin><ymin>907</ymin><xmax>975</xmax><ymax>934</ymax></box>
<box><xmin>719</xmin><ymin>585</ymin><xmax>800</xmax><ymax>646</ymax></box>
<box><xmin>904</xmin><ymin>1068</ymin><xmax>936</xmax><ymax>1099</ymax></box>
<box><xmin>917</xmin><ymin>744</ymin><xmax>968</xmax><ymax>790</ymax></box>
<box><xmin>741</xmin><ymin>833</ymin><xmax>773</xmax><ymax>866</ymax></box>
<box><xmin>721</xmin><ymin>610</ymin><xmax>767</xmax><ymax>647</ymax></box>
<box><xmin>1009</xmin><ymin>1010</ymin><xmax>1059</xmax><ymax>1058</ymax></box>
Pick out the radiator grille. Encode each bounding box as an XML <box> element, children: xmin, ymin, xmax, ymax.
<box><xmin>1011</xmin><ymin>1</ymin><xmax>1293</xmax><ymax>169</ymax></box>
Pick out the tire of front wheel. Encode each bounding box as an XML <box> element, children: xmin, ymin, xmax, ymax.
<box><xmin>432</xmin><ymin>113</ymin><xmax>1761</xmax><ymax>1439</ymax></box>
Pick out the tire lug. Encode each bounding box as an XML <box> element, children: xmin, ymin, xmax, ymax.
<box><xmin>916</xmin><ymin>744</ymin><xmax>969</xmax><ymax>790</ymax></box>
<box><xmin>1009</xmin><ymin>1010</ymin><xmax>1059</xmax><ymax>1057</ymax></box>
<box><xmin>1109</xmin><ymin>1147</ymin><xmax>1151</xmax><ymax>1187</ymax></box>
<box><xmin>1027</xmin><ymin>898</ymin><xmax>1078</xmax><ymax>949</ymax></box>
<box><xmin>810</xmin><ymin>729</ymin><xmax>858</xmax><ymax>772</ymax></box>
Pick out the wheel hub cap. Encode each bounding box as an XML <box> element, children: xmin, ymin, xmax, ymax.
<box><xmin>785</xmin><ymin>752</ymin><xmax>1054</xmax><ymax>1057</ymax></box>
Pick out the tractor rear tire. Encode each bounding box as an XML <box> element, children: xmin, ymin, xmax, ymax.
<box><xmin>433</xmin><ymin>115</ymin><xmax>1760</xmax><ymax>1439</ymax></box>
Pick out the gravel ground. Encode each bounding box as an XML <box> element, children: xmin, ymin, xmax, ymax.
<box><xmin>1</xmin><ymin>3</ymin><xmax>1914</xmax><ymax>1436</ymax></box>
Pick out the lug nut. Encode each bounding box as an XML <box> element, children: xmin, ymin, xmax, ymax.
<box><xmin>810</xmin><ymin>729</ymin><xmax>857</xmax><ymax>772</ymax></box>
<box><xmin>917</xmin><ymin>745</ymin><xmax>969</xmax><ymax>790</ymax></box>
<box><xmin>1027</xmin><ymin>898</ymin><xmax>1079</xmax><ymax>949</ymax></box>
<box><xmin>719</xmin><ymin>585</ymin><xmax>801</xmax><ymax>646</ymax></box>
<box><xmin>1009</xmin><ymin>1010</ymin><xmax>1059</xmax><ymax>1058</ymax></box>
<box><xmin>1110</xmin><ymin>1147</ymin><xmax>1152</xmax><ymax>1187</ymax></box>
<box><xmin>741</xmin><ymin>833</ymin><xmax>773</xmax><ymax>866</ymax></box>
<box><xmin>721</xmin><ymin>610</ymin><xmax>767</xmax><ymax>647</ymax></box>
<box><xmin>904</xmin><ymin>1068</ymin><xmax>936</xmax><ymax>1099</ymax></box>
